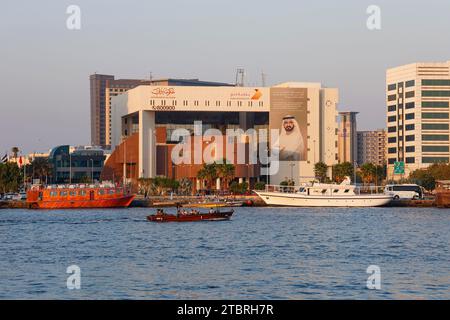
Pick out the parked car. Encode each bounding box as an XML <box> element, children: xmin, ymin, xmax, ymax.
<box><xmin>384</xmin><ymin>184</ymin><xmax>424</xmax><ymax>200</ymax></box>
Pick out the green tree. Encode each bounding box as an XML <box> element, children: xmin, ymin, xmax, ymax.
<box><xmin>31</xmin><ymin>157</ymin><xmax>52</xmax><ymax>183</ymax></box>
<box><xmin>179</xmin><ymin>178</ymin><xmax>193</xmax><ymax>195</ymax></box>
<box><xmin>0</xmin><ymin>162</ymin><xmax>22</xmax><ymax>193</ymax></box>
<box><xmin>409</xmin><ymin>163</ymin><xmax>450</xmax><ymax>191</ymax></box>
<box><xmin>216</xmin><ymin>159</ymin><xmax>235</xmax><ymax>191</ymax></box>
<box><xmin>253</xmin><ymin>181</ymin><xmax>266</xmax><ymax>190</ymax></box>
<box><xmin>332</xmin><ymin>162</ymin><xmax>354</xmax><ymax>183</ymax></box>
<box><xmin>230</xmin><ymin>181</ymin><xmax>248</xmax><ymax>194</ymax></box>
<box><xmin>196</xmin><ymin>162</ymin><xmax>219</xmax><ymax>190</ymax></box>
<box><xmin>11</xmin><ymin>147</ymin><xmax>19</xmax><ymax>160</ymax></box>
<box><xmin>314</xmin><ymin>162</ymin><xmax>328</xmax><ymax>182</ymax></box>
<box><xmin>359</xmin><ymin>163</ymin><xmax>377</xmax><ymax>185</ymax></box>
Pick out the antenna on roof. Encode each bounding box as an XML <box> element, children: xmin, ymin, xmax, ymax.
<box><xmin>261</xmin><ymin>70</ymin><xmax>267</xmax><ymax>87</ymax></box>
<box><xmin>235</xmin><ymin>68</ymin><xmax>245</xmax><ymax>87</ymax></box>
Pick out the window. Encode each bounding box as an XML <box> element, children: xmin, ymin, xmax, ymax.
<box><xmin>388</xmin><ymin>84</ymin><xmax>397</xmax><ymax>91</ymax></box>
<box><xmin>422</xmin><ymin>101</ymin><xmax>449</xmax><ymax>108</ymax></box>
<box><xmin>422</xmin><ymin>79</ymin><xmax>450</xmax><ymax>86</ymax></box>
<box><xmin>405</xmin><ymin>80</ymin><xmax>415</xmax><ymax>87</ymax></box>
<box><xmin>69</xmin><ymin>191</ymin><xmax>77</xmax><ymax>196</ymax></box>
<box><xmin>405</xmin><ymin>91</ymin><xmax>415</xmax><ymax>98</ymax></box>
<box><xmin>388</xmin><ymin>126</ymin><xmax>396</xmax><ymax>133</ymax></box>
<box><xmin>405</xmin><ymin>124</ymin><xmax>415</xmax><ymax>131</ymax></box>
<box><xmin>388</xmin><ymin>147</ymin><xmax>397</xmax><ymax>154</ymax></box>
<box><xmin>388</xmin><ymin>94</ymin><xmax>397</xmax><ymax>101</ymax></box>
<box><xmin>78</xmin><ymin>190</ymin><xmax>86</xmax><ymax>196</ymax></box>
<box><xmin>60</xmin><ymin>191</ymin><xmax>68</xmax><ymax>197</ymax></box>
<box><xmin>388</xmin><ymin>137</ymin><xmax>397</xmax><ymax>143</ymax></box>
<box><xmin>422</xmin><ymin>113</ymin><xmax>449</xmax><ymax>119</ymax></box>
<box><xmin>50</xmin><ymin>191</ymin><xmax>58</xmax><ymax>197</ymax></box>
<box><xmin>406</xmin><ymin>135</ymin><xmax>415</xmax><ymax>142</ymax></box>
<box><xmin>388</xmin><ymin>116</ymin><xmax>396</xmax><ymax>122</ymax></box>
<box><xmin>422</xmin><ymin>123</ymin><xmax>449</xmax><ymax>130</ymax></box>
<box><xmin>422</xmin><ymin>157</ymin><xmax>449</xmax><ymax>163</ymax></box>
<box><xmin>422</xmin><ymin>134</ymin><xmax>449</xmax><ymax>141</ymax></box>
<box><xmin>405</xmin><ymin>146</ymin><xmax>415</xmax><ymax>152</ymax></box>
<box><xmin>406</xmin><ymin>157</ymin><xmax>415</xmax><ymax>163</ymax></box>
<box><xmin>388</xmin><ymin>105</ymin><xmax>396</xmax><ymax>112</ymax></box>
<box><xmin>388</xmin><ymin>158</ymin><xmax>396</xmax><ymax>164</ymax></box>
<box><xmin>405</xmin><ymin>113</ymin><xmax>415</xmax><ymax>120</ymax></box>
<box><xmin>98</xmin><ymin>190</ymin><xmax>105</xmax><ymax>195</ymax></box>
<box><xmin>422</xmin><ymin>145</ymin><xmax>449</xmax><ymax>152</ymax></box>
<box><xmin>422</xmin><ymin>91</ymin><xmax>450</xmax><ymax>97</ymax></box>
<box><xmin>405</xmin><ymin>102</ymin><xmax>415</xmax><ymax>109</ymax></box>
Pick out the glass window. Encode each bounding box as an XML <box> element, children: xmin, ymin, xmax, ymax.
<box><xmin>388</xmin><ymin>158</ymin><xmax>396</xmax><ymax>164</ymax></box>
<box><xmin>388</xmin><ymin>105</ymin><xmax>396</xmax><ymax>112</ymax></box>
<box><xmin>405</xmin><ymin>80</ymin><xmax>415</xmax><ymax>87</ymax></box>
<box><xmin>422</xmin><ymin>91</ymin><xmax>450</xmax><ymax>97</ymax></box>
<box><xmin>422</xmin><ymin>145</ymin><xmax>449</xmax><ymax>152</ymax></box>
<box><xmin>78</xmin><ymin>190</ymin><xmax>86</xmax><ymax>196</ymax></box>
<box><xmin>405</xmin><ymin>91</ymin><xmax>415</xmax><ymax>98</ymax></box>
<box><xmin>406</xmin><ymin>135</ymin><xmax>415</xmax><ymax>142</ymax></box>
<box><xmin>388</xmin><ymin>126</ymin><xmax>396</xmax><ymax>133</ymax></box>
<box><xmin>60</xmin><ymin>191</ymin><xmax>68</xmax><ymax>196</ymax></box>
<box><xmin>69</xmin><ymin>191</ymin><xmax>77</xmax><ymax>196</ymax></box>
<box><xmin>422</xmin><ymin>79</ymin><xmax>450</xmax><ymax>86</ymax></box>
<box><xmin>405</xmin><ymin>113</ymin><xmax>415</xmax><ymax>120</ymax></box>
<box><xmin>422</xmin><ymin>157</ymin><xmax>449</xmax><ymax>163</ymax></box>
<box><xmin>422</xmin><ymin>135</ymin><xmax>449</xmax><ymax>141</ymax></box>
<box><xmin>422</xmin><ymin>123</ymin><xmax>449</xmax><ymax>130</ymax></box>
<box><xmin>422</xmin><ymin>113</ymin><xmax>449</xmax><ymax>119</ymax></box>
<box><xmin>406</xmin><ymin>157</ymin><xmax>415</xmax><ymax>163</ymax></box>
<box><xmin>422</xmin><ymin>101</ymin><xmax>449</xmax><ymax>108</ymax></box>
<box><xmin>405</xmin><ymin>124</ymin><xmax>415</xmax><ymax>131</ymax></box>
<box><xmin>388</xmin><ymin>84</ymin><xmax>397</xmax><ymax>91</ymax></box>
<box><xmin>388</xmin><ymin>137</ymin><xmax>397</xmax><ymax>143</ymax></box>
<box><xmin>405</xmin><ymin>102</ymin><xmax>415</xmax><ymax>109</ymax></box>
<box><xmin>405</xmin><ymin>146</ymin><xmax>415</xmax><ymax>152</ymax></box>
<box><xmin>388</xmin><ymin>94</ymin><xmax>397</xmax><ymax>101</ymax></box>
<box><xmin>388</xmin><ymin>116</ymin><xmax>396</xmax><ymax>122</ymax></box>
<box><xmin>388</xmin><ymin>147</ymin><xmax>397</xmax><ymax>154</ymax></box>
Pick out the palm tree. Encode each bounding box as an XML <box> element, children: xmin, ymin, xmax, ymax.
<box><xmin>359</xmin><ymin>163</ymin><xmax>376</xmax><ymax>185</ymax></box>
<box><xmin>196</xmin><ymin>163</ymin><xmax>218</xmax><ymax>190</ymax></box>
<box><xmin>31</xmin><ymin>157</ymin><xmax>52</xmax><ymax>183</ymax></box>
<box><xmin>179</xmin><ymin>178</ymin><xmax>193</xmax><ymax>195</ymax></box>
<box><xmin>11</xmin><ymin>147</ymin><xmax>19</xmax><ymax>160</ymax></box>
<box><xmin>217</xmin><ymin>159</ymin><xmax>235</xmax><ymax>191</ymax></box>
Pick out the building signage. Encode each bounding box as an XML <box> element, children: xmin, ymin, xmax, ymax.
<box><xmin>393</xmin><ymin>161</ymin><xmax>405</xmax><ymax>174</ymax></box>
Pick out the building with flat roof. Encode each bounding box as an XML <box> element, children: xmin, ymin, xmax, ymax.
<box><xmin>90</xmin><ymin>74</ymin><xmax>232</xmax><ymax>149</ymax></box>
<box><xmin>106</xmin><ymin>82</ymin><xmax>339</xmax><ymax>189</ymax></box>
<box><xmin>386</xmin><ymin>61</ymin><xmax>450</xmax><ymax>179</ymax></box>
<box><xmin>357</xmin><ymin>129</ymin><xmax>386</xmax><ymax>166</ymax></box>
<box><xmin>338</xmin><ymin>111</ymin><xmax>358</xmax><ymax>164</ymax></box>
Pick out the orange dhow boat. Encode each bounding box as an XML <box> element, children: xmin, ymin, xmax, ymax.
<box><xmin>26</xmin><ymin>183</ymin><xmax>135</xmax><ymax>209</ymax></box>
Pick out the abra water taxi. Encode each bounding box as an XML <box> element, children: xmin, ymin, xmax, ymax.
<box><xmin>254</xmin><ymin>178</ymin><xmax>392</xmax><ymax>207</ymax></box>
<box><xmin>147</xmin><ymin>208</ymin><xmax>234</xmax><ymax>222</ymax></box>
<box><xmin>26</xmin><ymin>183</ymin><xmax>135</xmax><ymax>209</ymax></box>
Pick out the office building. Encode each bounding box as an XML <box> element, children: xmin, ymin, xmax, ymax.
<box><xmin>357</xmin><ymin>129</ymin><xmax>386</xmax><ymax>165</ymax></box>
<box><xmin>338</xmin><ymin>111</ymin><xmax>358</xmax><ymax>164</ymax></box>
<box><xmin>386</xmin><ymin>61</ymin><xmax>450</xmax><ymax>178</ymax></box>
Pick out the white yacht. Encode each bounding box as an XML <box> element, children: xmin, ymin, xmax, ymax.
<box><xmin>254</xmin><ymin>177</ymin><xmax>392</xmax><ymax>207</ymax></box>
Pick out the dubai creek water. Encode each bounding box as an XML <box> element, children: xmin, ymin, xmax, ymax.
<box><xmin>0</xmin><ymin>206</ymin><xmax>449</xmax><ymax>300</ymax></box>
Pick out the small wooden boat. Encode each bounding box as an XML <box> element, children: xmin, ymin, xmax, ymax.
<box><xmin>147</xmin><ymin>208</ymin><xmax>234</xmax><ymax>222</ymax></box>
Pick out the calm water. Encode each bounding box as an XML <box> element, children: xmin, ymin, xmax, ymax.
<box><xmin>0</xmin><ymin>206</ymin><xmax>449</xmax><ymax>299</ymax></box>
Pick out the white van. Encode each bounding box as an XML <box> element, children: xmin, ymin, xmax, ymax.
<box><xmin>384</xmin><ymin>184</ymin><xmax>423</xmax><ymax>200</ymax></box>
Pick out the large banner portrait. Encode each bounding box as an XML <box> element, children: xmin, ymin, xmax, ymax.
<box><xmin>269</xmin><ymin>88</ymin><xmax>308</xmax><ymax>161</ymax></box>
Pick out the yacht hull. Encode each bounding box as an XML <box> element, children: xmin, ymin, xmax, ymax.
<box><xmin>255</xmin><ymin>191</ymin><xmax>392</xmax><ymax>207</ymax></box>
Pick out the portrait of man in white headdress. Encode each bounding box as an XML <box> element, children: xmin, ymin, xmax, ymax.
<box><xmin>276</xmin><ymin>115</ymin><xmax>305</xmax><ymax>161</ymax></box>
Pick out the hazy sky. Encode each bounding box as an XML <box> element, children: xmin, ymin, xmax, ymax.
<box><xmin>1</xmin><ymin>0</ymin><xmax>449</xmax><ymax>155</ymax></box>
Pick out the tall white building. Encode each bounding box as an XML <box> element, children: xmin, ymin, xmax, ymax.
<box><xmin>386</xmin><ymin>61</ymin><xmax>450</xmax><ymax>178</ymax></box>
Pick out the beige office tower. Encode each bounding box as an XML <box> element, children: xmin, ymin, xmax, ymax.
<box><xmin>386</xmin><ymin>61</ymin><xmax>450</xmax><ymax>179</ymax></box>
<box><xmin>357</xmin><ymin>129</ymin><xmax>386</xmax><ymax>166</ymax></box>
<box><xmin>338</xmin><ymin>111</ymin><xmax>358</xmax><ymax>164</ymax></box>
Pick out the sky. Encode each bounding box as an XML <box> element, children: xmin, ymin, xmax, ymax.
<box><xmin>1</xmin><ymin>0</ymin><xmax>449</xmax><ymax>155</ymax></box>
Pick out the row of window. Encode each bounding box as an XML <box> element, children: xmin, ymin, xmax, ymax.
<box><xmin>388</xmin><ymin>157</ymin><xmax>449</xmax><ymax>164</ymax></box>
<box><xmin>422</xmin><ymin>112</ymin><xmax>449</xmax><ymax>119</ymax></box>
<box><xmin>387</xmin><ymin>101</ymin><xmax>449</xmax><ymax>111</ymax></box>
<box><xmin>48</xmin><ymin>189</ymin><xmax>121</xmax><ymax>197</ymax></box>
<box><xmin>387</xmin><ymin>80</ymin><xmax>415</xmax><ymax>91</ymax></box>
<box><xmin>388</xmin><ymin>134</ymin><xmax>449</xmax><ymax>142</ymax></box>
<box><xmin>422</xmin><ymin>79</ymin><xmax>450</xmax><ymax>86</ymax></box>
<box><xmin>422</xmin><ymin>90</ymin><xmax>450</xmax><ymax>97</ymax></box>
<box><xmin>149</xmin><ymin>100</ymin><xmax>264</xmax><ymax>107</ymax></box>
